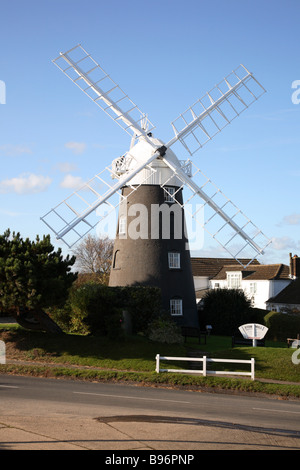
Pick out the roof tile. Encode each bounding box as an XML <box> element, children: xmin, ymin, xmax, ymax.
<box><xmin>212</xmin><ymin>264</ymin><xmax>290</xmax><ymax>281</ymax></box>
<box><xmin>267</xmin><ymin>278</ymin><xmax>300</xmax><ymax>304</ymax></box>
<box><xmin>191</xmin><ymin>257</ymin><xmax>260</xmax><ymax>278</ymax></box>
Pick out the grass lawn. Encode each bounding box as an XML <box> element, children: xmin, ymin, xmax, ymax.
<box><xmin>0</xmin><ymin>326</ymin><xmax>186</xmax><ymax>372</ymax></box>
<box><xmin>0</xmin><ymin>325</ymin><xmax>300</xmax><ymax>397</ymax></box>
<box><xmin>187</xmin><ymin>336</ymin><xmax>300</xmax><ymax>382</ymax></box>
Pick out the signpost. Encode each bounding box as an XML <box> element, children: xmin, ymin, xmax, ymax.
<box><xmin>238</xmin><ymin>323</ymin><xmax>268</xmax><ymax>347</ymax></box>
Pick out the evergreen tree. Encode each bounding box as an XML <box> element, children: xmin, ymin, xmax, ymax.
<box><xmin>0</xmin><ymin>229</ymin><xmax>77</xmax><ymax>333</ymax></box>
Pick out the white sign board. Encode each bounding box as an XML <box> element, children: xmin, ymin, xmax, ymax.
<box><xmin>238</xmin><ymin>324</ymin><xmax>268</xmax><ymax>346</ymax></box>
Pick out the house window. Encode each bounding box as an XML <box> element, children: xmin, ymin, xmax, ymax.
<box><xmin>249</xmin><ymin>282</ymin><xmax>257</xmax><ymax>294</ymax></box>
<box><xmin>170</xmin><ymin>298</ymin><xmax>183</xmax><ymax>316</ymax></box>
<box><xmin>119</xmin><ymin>217</ymin><xmax>126</xmax><ymax>235</ymax></box>
<box><xmin>227</xmin><ymin>272</ymin><xmax>242</xmax><ymax>289</ymax></box>
<box><xmin>214</xmin><ymin>283</ymin><xmax>220</xmax><ymax>289</ymax></box>
<box><xmin>168</xmin><ymin>252</ymin><xmax>180</xmax><ymax>269</ymax></box>
<box><xmin>164</xmin><ymin>186</ymin><xmax>176</xmax><ymax>203</ymax></box>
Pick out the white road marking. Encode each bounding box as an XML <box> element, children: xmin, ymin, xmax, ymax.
<box><xmin>253</xmin><ymin>407</ymin><xmax>300</xmax><ymax>415</ymax></box>
<box><xmin>73</xmin><ymin>391</ymin><xmax>190</xmax><ymax>404</ymax></box>
<box><xmin>0</xmin><ymin>385</ymin><xmax>19</xmax><ymax>389</ymax></box>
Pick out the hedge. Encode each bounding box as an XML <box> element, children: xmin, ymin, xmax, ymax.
<box><xmin>264</xmin><ymin>310</ymin><xmax>300</xmax><ymax>342</ymax></box>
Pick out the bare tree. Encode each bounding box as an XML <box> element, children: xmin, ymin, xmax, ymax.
<box><xmin>72</xmin><ymin>234</ymin><xmax>114</xmax><ymax>284</ymax></box>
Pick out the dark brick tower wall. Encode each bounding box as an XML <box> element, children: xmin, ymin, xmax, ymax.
<box><xmin>109</xmin><ymin>184</ymin><xmax>198</xmax><ymax>327</ymax></box>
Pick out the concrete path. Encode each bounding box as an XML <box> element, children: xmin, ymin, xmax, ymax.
<box><xmin>1</xmin><ymin>411</ymin><xmax>300</xmax><ymax>450</ymax></box>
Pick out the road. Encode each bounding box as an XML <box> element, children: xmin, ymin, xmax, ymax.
<box><xmin>0</xmin><ymin>374</ymin><xmax>300</xmax><ymax>451</ymax></box>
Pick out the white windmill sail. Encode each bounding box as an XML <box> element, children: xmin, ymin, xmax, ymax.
<box><xmin>41</xmin><ymin>150</ymin><xmax>160</xmax><ymax>248</ymax></box>
<box><xmin>169</xmin><ymin>64</ymin><xmax>266</xmax><ymax>155</ymax></box>
<box><xmin>43</xmin><ymin>44</ymin><xmax>162</xmax><ymax>247</ymax></box>
<box><xmin>42</xmin><ymin>45</ymin><xmax>271</xmax><ymax>264</ymax></box>
<box><xmin>156</xmin><ymin>65</ymin><xmax>270</xmax><ymax>265</ymax></box>
<box><xmin>52</xmin><ymin>44</ymin><xmax>156</xmax><ymax>141</ymax></box>
<box><xmin>161</xmin><ymin>157</ymin><xmax>271</xmax><ymax>266</ymax></box>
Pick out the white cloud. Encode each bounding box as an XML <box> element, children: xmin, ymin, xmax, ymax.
<box><xmin>0</xmin><ymin>173</ymin><xmax>52</xmax><ymax>194</ymax></box>
<box><xmin>65</xmin><ymin>141</ymin><xmax>86</xmax><ymax>154</ymax></box>
<box><xmin>281</xmin><ymin>213</ymin><xmax>300</xmax><ymax>226</ymax></box>
<box><xmin>60</xmin><ymin>174</ymin><xmax>84</xmax><ymax>189</ymax></box>
<box><xmin>56</xmin><ymin>162</ymin><xmax>78</xmax><ymax>172</ymax></box>
<box><xmin>0</xmin><ymin>209</ymin><xmax>23</xmax><ymax>217</ymax></box>
<box><xmin>271</xmin><ymin>236</ymin><xmax>299</xmax><ymax>251</ymax></box>
<box><xmin>0</xmin><ymin>144</ymin><xmax>32</xmax><ymax>157</ymax></box>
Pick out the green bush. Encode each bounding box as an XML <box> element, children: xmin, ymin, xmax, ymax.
<box><xmin>264</xmin><ymin>310</ymin><xmax>300</xmax><ymax>341</ymax></box>
<box><xmin>52</xmin><ymin>282</ymin><xmax>162</xmax><ymax>336</ymax></box>
<box><xmin>70</xmin><ymin>283</ymin><xmax>124</xmax><ymax>336</ymax></box>
<box><xmin>201</xmin><ymin>288</ymin><xmax>251</xmax><ymax>335</ymax></box>
<box><xmin>46</xmin><ymin>302</ymin><xmax>75</xmax><ymax>334</ymax></box>
<box><xmin>248</xmin><ymin>307</ymin><xmax>268</xmax><ymax>324</ymax></box>
<box><xmin>147</xmin><ymin>314</ymin><xmax>184</xmax><ymax>344</ymax></box>
<box><xmin>125</xmin><ymin>286</ymin><xmax>161</xmax><ymax>334</ymax></box>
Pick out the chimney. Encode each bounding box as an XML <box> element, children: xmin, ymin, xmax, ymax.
<box><xmin>290</xmin><ymin>253</ymin><xmax>300</xmax><ymax>279</ymax></box>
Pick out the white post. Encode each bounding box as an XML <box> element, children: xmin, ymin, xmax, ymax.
<box><xmin>203</xmin><ymin>356</ymin><xmax>207</xmax><ymax>377</ymax></box>
<box><xmin>251</xmin><ymin>357</ymin><xmax>255</xmax><ymax>380</ymax></box>
<box><xmin>155</xmin><ymin>354</ymin><xmax>160</xmax><ymax>373</ymax></box>
<box><xmin>252</xmin><ymin>324</ymin><xmax>257</xmax><ymax>347</ymax></box>
<box><xmin>0</xmin><ymin>340</ymin><xmax>5</xmax><ymax>365</ymax></box>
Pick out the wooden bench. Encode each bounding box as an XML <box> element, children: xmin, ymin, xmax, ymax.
<box><xmin>232</xmin><ymin>336</ymin><xmax>265</xmax><ymax>347</ymax></box>
<box><xmin>181</xmin><ymin>327</ymin><xmax>207</xmax><ymax>344</ymax></box>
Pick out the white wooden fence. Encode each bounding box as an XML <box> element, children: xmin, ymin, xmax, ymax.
<box><xmin>155</xmin><ymin>354</ymin><xmax>255</xmax><ymax>380</ymax></box>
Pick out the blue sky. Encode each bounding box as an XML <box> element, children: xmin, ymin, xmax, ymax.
<box><xmin>0</xmin><ymin>0</ymin><xmax>299</xmax><ymax>266</ymax></box>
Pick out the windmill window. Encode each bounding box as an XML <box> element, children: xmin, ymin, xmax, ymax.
<box><xmin>164</xmin><ymin>186</ymin><xmax>176</xmax><ymax>203</ymax></box>
<box><xmin>168</xmin><ymin>252</ymin><xmax>180</xmax><ymax>269</ymax></box>
<box><xmin>170</xmin><ymin>298</ymin><xmax>183</xmax><ymax>316</ymax></box>
<box><xmin>119</xmin><ymin>217</ymin><xmax>126</xmax><ymax>235</ymax></box>
<box><xmin>113</xmin><ymin>250</ymin><xmax>120</xmax><ymax>269</ymax></box>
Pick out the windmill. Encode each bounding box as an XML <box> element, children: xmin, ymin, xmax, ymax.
<box><xmin>41</xmin><ymin>44</ymin><xmax>271</xmax><ymax>327</ymax></box>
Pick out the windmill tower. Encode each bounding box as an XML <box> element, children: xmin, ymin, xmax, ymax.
<box><xmin>41</xmin><ymin>44</ymin><xmax>271</xmax><ymax>328</ymax></box>
<box><xmin>108</xmin><ymin>134</ymin><xmax>198</xmax><ymax>325</ymax></box>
